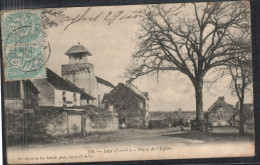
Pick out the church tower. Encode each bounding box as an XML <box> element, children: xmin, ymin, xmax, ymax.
<box><xmin>61</xmin><ymin>43</ymin><xmax>98</xmax><ymax>105</ymax></box>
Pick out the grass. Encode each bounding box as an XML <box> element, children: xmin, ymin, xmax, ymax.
<box><xmin>163</xmin><ymin>126</ymin><xmax>254</xmax><ymax>143</ymax></box>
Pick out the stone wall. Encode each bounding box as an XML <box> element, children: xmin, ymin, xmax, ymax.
<box><xmin>32</xmin><ymin>79</ymin><xmax>55</xmax><ymax>106</ymax></box>
<box><xmin>4</xmin><ymin>99</ymin><xmax>24</xmax><ymax>110</ymax></box>
<box><xmin>43</xmin><ymin>110</ymin><xmax>68</xmax><ymax>136</ymax></box>
<box><xmin>5</xmin><ymin>106</ymin><xmax>119</xmax><ymax>145</ymax></box>
<box><xmin>208</xmin><ymin>107</ymin><xmax>233</xmax><ymax>126</ymax></box>
<box><xmin>62</xmin><ymin>63</ymin><xmax>98</xmax><ymax>106</ymax></box>
<box><xmin>31</xmin><ymin>108</ymin><xmax>68</xmax><ymax>137</ymax></box>
<box><xmin>85</xmin><ymin>112</ymin><xmax>119</xmax><ymax>133</ymax></box>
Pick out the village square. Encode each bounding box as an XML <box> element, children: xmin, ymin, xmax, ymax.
<box><xmin>4</xmin><ymin>42</ymin><xmax>254</xmax><ymax>148</ymax></box>
<box><xmin>2</xmin><ymin>1</ymin><xmax>255</xmax><ymax>163</ymax></box>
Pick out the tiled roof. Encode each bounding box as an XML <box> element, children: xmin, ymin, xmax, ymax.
<box><xmin>46</xmin><ymin>68</ymin><xmax>95</xmax><ymax>100</ymax></box>
<box><xmin>116</xmin><ymin>83</ymin><xmax>148</xmax><ymax>100</ymax></box>
<box><xmin>208</xmin><ymin>97</ymin><xmax>234</xmax><ymax>112</ymax></box>
<box><xmin>27</xmin><ymin>80</ymin><xmax>40</xmax><ymax>94</ymax></box>
<box><xmin>96</xmin><ymin>76</ymin><xmax>115</xmax><ymax>88</ymax></box>
<box><xmin>65</xmin><ymin>79</ymin><xmax>96</xmax><ymax>100</ymax></box>
<box><xmin>65</xmin><ymin>45</ymin><xmax>92</xmax><ymax>56</ymax></box>
<box><xmin>102</xmin><ymin>83</ymin><xmax>148</xmax><ymax>104</ymax></box>
<box><xmin>235</xmin><ymin>103</ymin><xmax>253</xmax><ymax>114</ymax></box>
<box><xmin>125</xmin><ymin>83</ymin><xmax>149</xmax><ymax>100</ymax></box>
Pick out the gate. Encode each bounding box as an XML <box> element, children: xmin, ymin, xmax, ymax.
<box><xmin>68</xmin><ymin>114</ymin><xmax>82</xmax><ymax>136</ymax></box>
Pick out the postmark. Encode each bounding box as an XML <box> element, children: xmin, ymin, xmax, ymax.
<box><xmin>1</xmin><ymin>10</ymin><xmax>47</xmax><ymax>81</ymax></box>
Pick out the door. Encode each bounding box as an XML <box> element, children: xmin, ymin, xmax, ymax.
<box><xmin>68</xmin><ymin>114</ymin><xmax>82</xmax><ymax>136</ymax></box>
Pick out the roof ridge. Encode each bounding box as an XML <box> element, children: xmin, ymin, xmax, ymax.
<box><xmin>218</xmin><ymin>99</ymin><xmax>234</xmax><ymax>110</ymax></box>
<box><xmin>65</xmin><ymin>45</ymin><xmax>92</xmax><ymax>56</ymax></box>
<box><xmin>96</xmin><ymin>76</ymin><xmax>115</xmax><ymax>88</ymax></box>
<box><xmin>46</xmin><ymin>68</ymin><xmax>95</xmax><ymax>100</ymax></box>
<box><xmin>123</xmin><ymin>83</ymin><xmax>147</xmax><ymax>100</ymax></box>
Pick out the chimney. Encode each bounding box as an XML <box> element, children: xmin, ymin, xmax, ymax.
<box><xmin>218</xmin><ymin>96</ymin><xmax>225</xmax><ymax>101</ymax></box>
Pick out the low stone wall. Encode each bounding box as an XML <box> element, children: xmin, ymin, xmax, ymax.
<box><xmin>124</xmin><ymin>117</ymin><xmax>141</xmax><ymax>128</ymax></box>
<box><xmin>42</xmin><ymin>110</ymin><xmax>68</xmax><ymax>137</ymax></box>
<box><xmin>4</xmin><ymin>99</ymin><xmax>24</xmax><ymax>110</ymax></box>
<box><xmin>85</xmin><ymin>112</ymin><xmax>119</xmax><ymax>133</ymax></box>
<box><xmin>5</xmin><ymin>106</ymin><xmax>119</xmax><ymax>145</ymax></box>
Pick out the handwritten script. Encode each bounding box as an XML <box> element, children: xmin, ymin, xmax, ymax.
<box><xmin>50</xmin><ymin>7</ymin><xmax>144</xmax><ymax>30</ymax></box>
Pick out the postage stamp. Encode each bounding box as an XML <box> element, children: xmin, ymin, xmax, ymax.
<box><xmin>1</xmin><ymin>10</ymin><xmax>46</xmax><ymax>81</ymax></box>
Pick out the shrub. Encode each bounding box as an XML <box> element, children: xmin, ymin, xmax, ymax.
<box><xmin>178</xmin><ymin>119</ymin><xmax>184</xmax><ymax>126</ymax></box>
<box><xmin>190</xmin><ymin>119</ymin><xmax>213</xmax><ymax>132</ymax></box>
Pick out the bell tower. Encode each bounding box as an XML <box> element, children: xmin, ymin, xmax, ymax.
<box><xmin>61</xmin><ymin>43</ymin><xmax>98</xmax><ymax>104</ymax></box>
<box><xmin>66</xmin><ymin>43</ymin><xmax>91</xmax><ymax>64</ymax></box>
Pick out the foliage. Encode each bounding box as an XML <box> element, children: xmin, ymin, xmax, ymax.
<box><xmin>41</xmin><ymin>8</ymin><xmax>65</xmax><ymax>30</ymax></box>
<box><xmin>190</xmin><ymin>119</ymin><xmax>213</xmax><ymax>132</ymax></box>
<box><xmin>40</xmin><ymin>8</ymin><xmax>65</xmax><ymax>38</ymax></box>
<box><xmin>178</xmin><ymin>118</ymin><xmax>184</xmax><ymax>126</ymax></box>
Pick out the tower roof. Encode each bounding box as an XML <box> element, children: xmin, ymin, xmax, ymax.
<box><xmin>65</xmin><ymin>44</ymin><xmax>92</xmax><ymax>56</ymax></box>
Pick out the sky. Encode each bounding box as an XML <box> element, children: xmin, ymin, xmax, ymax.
<box><xmin>45</xmin><ymin>3</ymin><xmax>253</xmax><ymax>112</ymax></box>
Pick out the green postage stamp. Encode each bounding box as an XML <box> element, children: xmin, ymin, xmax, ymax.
<box><xmin>1</xmin><ymin>10</ymin><xmax>46</xmax><ymax>81</ymax></box>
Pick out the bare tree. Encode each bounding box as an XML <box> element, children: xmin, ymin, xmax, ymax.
<box><xmin>226</xmin><ymin>29</ymin><xmax>252</xmax><ymax>135</ymax></box>
<box><xmin>126</xmin><ymin>2</ymin><xmax>250</xmax><ymax>127</ymax></box>
<box><xmin>41</xmin><ymin>8</ymin><xmax>65</xmax><ymax>35</ymax></box>
<box><xmin>229</xmin><ymin>55</ymin><xmax>252</xmax><ymax>135</ymax></box>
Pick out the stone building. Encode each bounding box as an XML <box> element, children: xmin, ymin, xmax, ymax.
<box><xmin>4</xmin><ymin>44</ymin><xmax>119</xmax><ymax>142</ymax></box>
<box><xmin>31</xmin><ymin>68</ymin><xmax>118</xmax><ymax>136</ymax></box>
<box><xmin>33</xmin><ymin>68</ymin><xmax>94</xmax><ymax>107</ymax></box>
<box><xmin>205</xmin><ymin>96</ymin><xmax>235</xmax><ymax>126</ymax></box>
<box><xmin>4</xmin><ymin>80</ymin><xmax>40</xmax><ymax>144</ymax></box>
<box><xmin>102</xmin><ymin>82</ymin><xmax>149</xmax><ymax>128</ymax></box>
<box><xmin>32</xmin><ymin>44</ymin><xmax>118</xmax><ymax>137</ymax></box>
<box><xmin>61</xmin><ymin>44</ymin><xmax>115</xmax><ymax>107</ymax></box>
<box><xmin>234</xmin><ymin>102</ymin><xmax>254</xmax><ymax>127</ymax></box>
<box><xmin>4</xmin><ymin>80</ymin><xmax>39</xmax><ymax>111</ymax></box>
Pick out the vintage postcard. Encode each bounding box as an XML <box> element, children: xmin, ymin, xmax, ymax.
<box><xmin>1</xmin><ymin>0</ymin><xmax>255</xmax><ymax>164</ymax></box>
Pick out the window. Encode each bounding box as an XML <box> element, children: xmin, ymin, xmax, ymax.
<box><xmin>24</xmin><ymin>81</ymin><xmax>32</xmax><ymax>108</ymax></box>
<box><xmin>105</xmin><ymin>103</ymin><xmax>109</xmax><ymax>109</ymax></box>
<box><xmin>4</xmin><ymin>81</ymin><xmax>20</xmax><ymax>98</ymax></box>
<box><xmin>73</xmin><ymin>93</ymin><xmax>77</xmax><ymax>105</ymax></box>
<box><xmin>62</xmin><ymin>91</ymin><xmax>66</xmax><ymax>107</ymax></box>
<box><xmin>139</xmin><ymin>102</ymin><xmax>144</xmax><ymax>109</ymax></box>
<box><xmin>98</xmin><ymin>95</ymin><xmax>101</xmax><ymax>108</ymax></box>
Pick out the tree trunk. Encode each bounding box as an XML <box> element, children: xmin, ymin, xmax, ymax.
<box><xmin>239</xmin><ymin>98</ymin><xmax>245</xmax><ymax>135</ymax></box>
<box><xmin>195</xmin><ymin>81</ymin><xmax>204</xmax><ymax>121</ymax></box>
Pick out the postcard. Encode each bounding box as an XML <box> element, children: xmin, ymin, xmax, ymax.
<box><xmin>1</xmin><ymin>1</ymin><xmax>255</xmax><ymax>164</ymax></box>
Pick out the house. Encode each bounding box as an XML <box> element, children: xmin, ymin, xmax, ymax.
<box><xmin>4</xmin><ymin>44</ymin><xmax>119</xmax><ymax>141</ymax></box>
<box><xmin>234</xmin><ymin>102</ymin><xmax>254</xmax><ymax>127</ymax></box>
<box><xmin>61</xmin><ymin>44</ymin><xmax>115</xmax><ymax>107</ymax></box>
<box><xmin>32</xmin><ymin>68</ymin><xmax>95</xmax><ymax>107</ymax></box>
<box><xmin>96</xmin><ymin>76</ymin><xmax>115</xmax><ymax>107</ymax></box>
<box><xmin>4</xmin><ymin>80</ymin><xmax>40</xmax><ymax>144</ymax></box>
<box><xmin>102</xmin><ymin>82</ymin><xmax>149</xmax><ymax>128</ymax></box>
<box><xmin>205</xmin><ymin>96</ymin><xmax>235</xmax><ymax>126</ymax></box>
<box><xmin>4</xmin><ymin>80</ymin><xmax>40</xmax><ymax>111</ymax></box>
<box><xmin>149</xmin><ymin>110</ymin><xmax>196</xmax><ymax>128</ymax></box>
<box><xmin>32</xmin><ymin>68</ymin><xmax>118</xmax><ymax>137</ymax></box>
